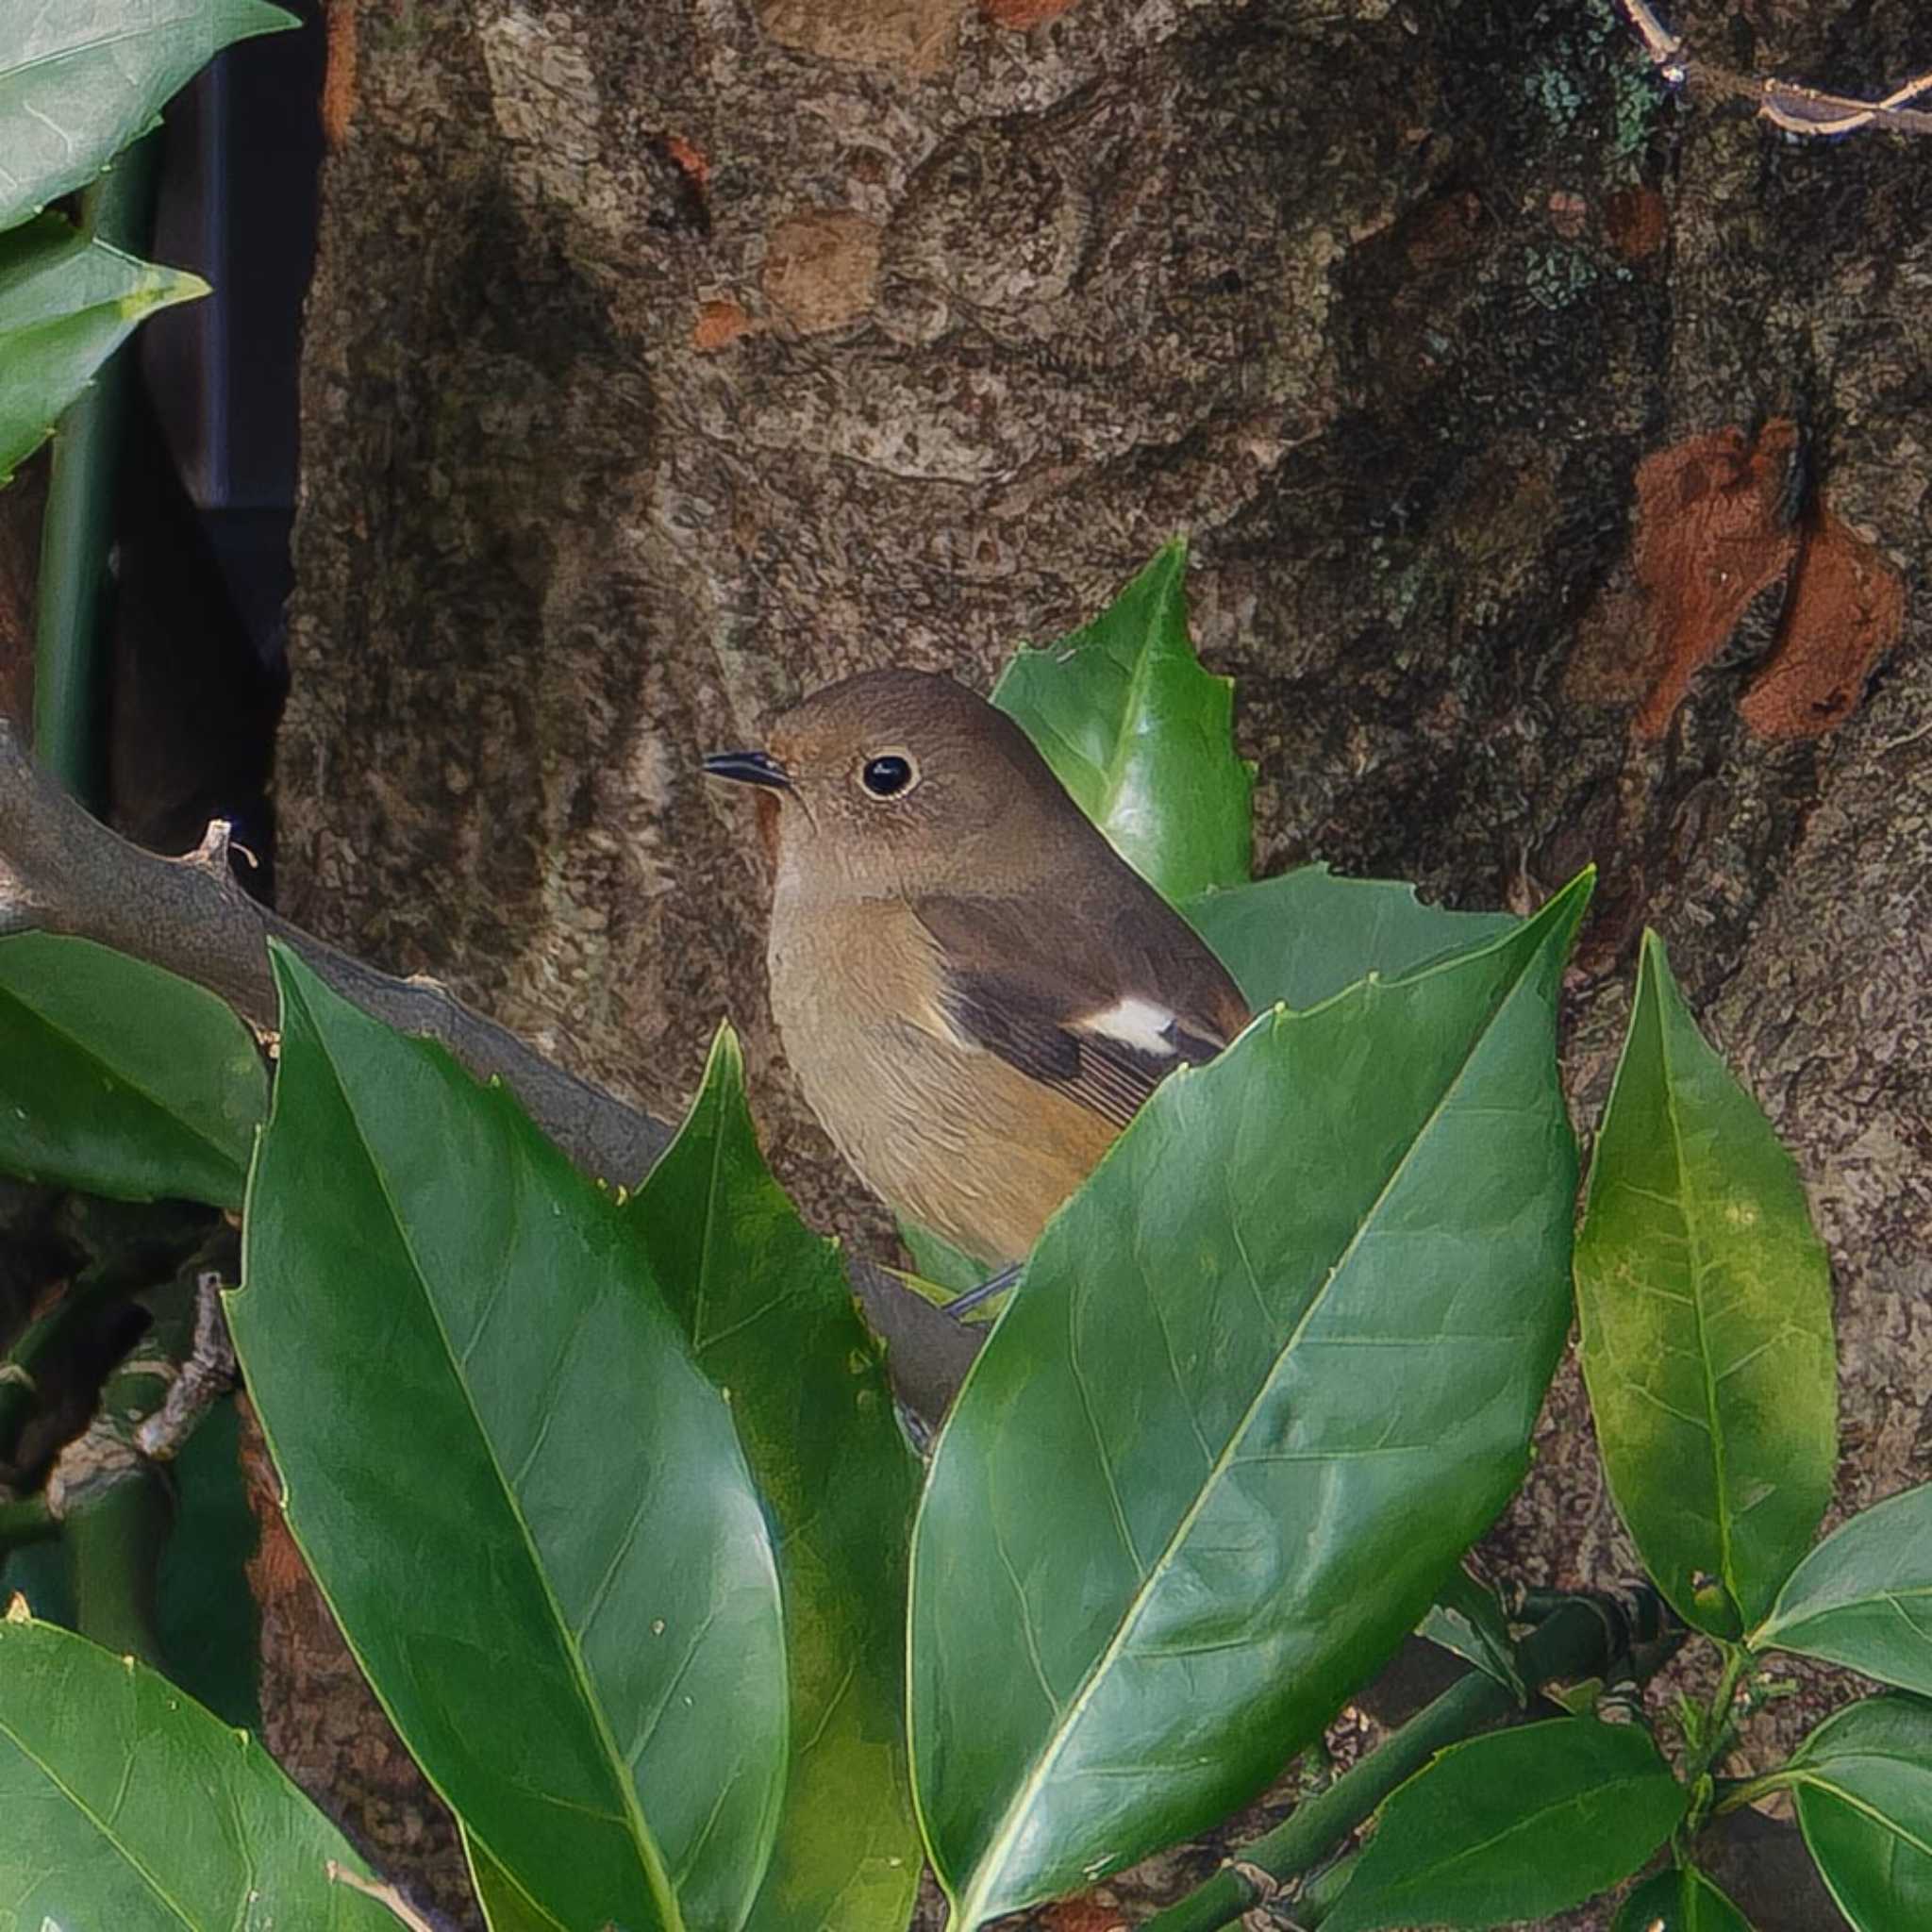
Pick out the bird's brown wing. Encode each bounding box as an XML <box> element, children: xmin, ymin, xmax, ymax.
<box><xmin>910</xmin><ymin>888</ymin><xmax>1250</xmax><ymax>1130</ymax></box>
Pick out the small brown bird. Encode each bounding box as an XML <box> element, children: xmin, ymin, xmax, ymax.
<box><xmin>705</xmin><ymin>671</ymin><xmax>1250</xmax><ymax>1284</ymax></box>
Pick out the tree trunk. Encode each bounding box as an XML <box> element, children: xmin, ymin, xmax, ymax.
<box><xmin>276</xmin><ymin>0</ymin><xmax>1930</xmax><ymax>1918</ymax></box>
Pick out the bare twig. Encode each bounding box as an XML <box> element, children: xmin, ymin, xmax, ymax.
<box><xmin>135</xmin><ymin>1272</ymin><xmax>239</xmax><ymax>1460</ymax></box>
<box><xmin>326</xmin><ymin>1862</ymin><xmax>444</xmax><ymax>1932</ymax></box>
<box><xmin>1617</xmin><ymin>0</ymin><xmax>1932</xmax><ymax>138</ymax></box>
<box><xmin>0</xmin><ymin>715</ymin><xmax>977</xmax><ymax>1423</ymax></box>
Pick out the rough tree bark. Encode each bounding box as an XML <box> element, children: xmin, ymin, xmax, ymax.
<box><xmin>263</xmin><ymin>0</ymin><xmax>1928</xmax><ymax>1922</ymax></box>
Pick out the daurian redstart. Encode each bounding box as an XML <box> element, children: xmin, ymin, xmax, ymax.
<box><xmin>706</xmin><ymin>670</ymin><xmax>1249</xmax><ymax>1272</ymax></box>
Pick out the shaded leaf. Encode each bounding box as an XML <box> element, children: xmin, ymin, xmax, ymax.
<box><xmin>1420</xmin><ymin>1566</ymin><xmax>1526</xmax><ymax>1703</ymax></box>
<box><xmin>0</xmin><ymin>0</ymin><xmax>297</xmax><ymax>231</ymax></box>
<box><xmin>626</xmin><ymin>1027</ymin><xmax>924</xmax><ymax>1932</ymax></box>
<box><xmin>0</xmin><ymin>1608</ymin><xmax>392</xmax><ymax>1929</ymax></box>
<box><xmin>154</xmin><ymin>1394</ymin><xmax>260</xmax><ymax>1730</ymax></box>
<box><xmin>1185</xmin><ymin>865</ymin><xmax>1518</xmax><ymax>1011</ymax></box>
<box><xmin>230</xmin><ymin>946</ymin><xmax>787</xmax><ymax>1932</ymax></box>
<box><xmin>0</xmin><ymin>216</ymin><xmax>206</xmax><ymax>483</ymax></box>
<box><xmin>469</xmin><ymin>1834</ymin><xmax>570</xmax><ymax>1932</ymax></box>
<box><xmin>898</xmin><ymin>1216</ymin><xmax>985</xmax><ymax>1300</ymax></box>
<box><xmin>1790</xmin><ymin>1697</ymin><xmax>1932</xmax><ymax>1931</ymax></box>
<box><xmin>910</xmin><ymin>874</ymin><xmax>1591</xmax><ymax>1928</ymax></box>
<box><xmin>1754</xmin><ymin>1483</ymin><xmax>1932</xmax><ymax>1694</ymax></box>
<box><xmin>0</xmin><ymin>931</ymin><xmax>266</xmax><ymax>1208</ymax></box>
<box><xmin>1324</xmin><ymin>1719</ymin><xmax>1686</xmax><ymax>1932</ymax></box>
<box><xmin>1575</xmin><ymin>929</ymin><xmax>1836</xmax><ymax>1636</ymax></box>
<box><xmin>1612</xmin><ymin>1865</ymin><xmax>1755</xmax><ymax>1931</ymax></box>
<box><xmin>992</xmin><ymin>540</ymin><xmax>1252</xmax><ymax>901</ymax></box>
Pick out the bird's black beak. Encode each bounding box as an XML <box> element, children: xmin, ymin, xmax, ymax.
<box><xmin>703</xmin><ymin>749</ymin><xmax>791</xmax><ymax>791</ymax></box>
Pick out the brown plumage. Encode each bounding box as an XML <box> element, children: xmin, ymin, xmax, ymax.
<box><xmin>705</xmin><ymin>670</ymin><xmax>1250</xmax><ymax>1269</ymax></box>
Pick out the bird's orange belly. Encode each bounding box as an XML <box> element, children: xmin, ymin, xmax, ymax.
<box><xmin>770</xmin><ymin>938</ymin><xmax>1115</xmax><ymax>1268</ymax></box>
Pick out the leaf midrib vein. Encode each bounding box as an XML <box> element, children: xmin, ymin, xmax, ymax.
<box><xmin>298</xmin><ymin>987</ymin><xmax>683</xmax><ymax>1932</ymax></box>
<box><xmin>958</xmin><ymin>946</ymin><xmax>1546</xmax><ymax>1922</ymax></box>
<box><xmin>0</xmin><ymin>1711</ymin><xmax>199</xmax><ymax>1925</ymax></box>
<box><xmin>1654</xmin><ymin>978</ymin><xmax>1739</xmax><ymax>1610</ymax></box>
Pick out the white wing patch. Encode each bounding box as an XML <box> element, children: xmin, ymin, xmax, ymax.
<box><xmin>1079</xmin><ymin>995</ymin><xmax>1178</xmax><ymax>1058</ymax></box>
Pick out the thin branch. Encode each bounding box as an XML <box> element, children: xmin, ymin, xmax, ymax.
<box><xmin>1618</xmin><ymin>0</ymin><xmax>1932</xmax><ymax>138</ymax></box>
<box><xmin>135</xmin><ymin>1272</ymin><xmax>239</xmax><ymax>1461</ymax></box>
<box><xmin>0</xmin><ymin>715</ymin><xmax>977</xmax><ymax>1424</ymax></box>
<box><xmin>326</xmin><ymin>1862</ymin><xmax>444</xmax><ymax>1932</ymax></box>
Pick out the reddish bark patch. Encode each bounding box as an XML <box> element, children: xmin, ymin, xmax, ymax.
<box><xmin>1036</xmin><ymin>1900</ymin><xmax>1125</xmax><ymax>1932</ymax></box>
<box><xmin>761</xmin><ymin>209</ymin><xmax>883</xmax><ymax>333</ymax></box>
<box><xmin>664</xmin><ymin>134</ymin><xmax>710</xmax><ymax>191</ymax></box>
<box><xmin>755</xmin><ymin>0</ymin><xmax>964</xmax><ymax>76</ymax></box>
<box><xmin>1604</xmin><ymin>185</ymin><xmax>1667</xmax><ymax>261</ymax></box>
<box><xmin>1739</xmin><ymin>512</ymin><xmax>1906</xmax><ymax>737</ymax></box>
<box><xmin>984</xmin><ymin>0</ymin><xmax>1082</xmax><ymax>25</ymax></box>
<box><xmin>322</xmin><ymin>0</ymin><xmax>358</xmax><ymax>149</ymax></box>
<box><xmin>1629</xmin><ymin>420</ymin><xmax>1803</xmax><ymax>739</ymax></box>
<box><xmin>692</xmin><ymin>299</ymin><xmax>758</xmax><ymax>352</ymax></box>
<box><xmin>1547</xmin><ymin>190</ymin><xmax>1587</xmax><ymax>239</ymax></box>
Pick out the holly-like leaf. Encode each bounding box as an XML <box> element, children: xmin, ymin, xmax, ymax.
<box><xmin>1575</xmin><ymin>930</ymin><xmax>1836</xmax><ymax>1636</ymax></box>
<box><xmin>1754</xmin><ymin>1484</ymin><xmax>1932</xmax><ymax>1693</ymax></box>
<box><xmin>626</xmin><ymin>1027</ymin><xmax>924</xmax><ymax>1932</ymax></box>
<box><xmin>909</xmin><ymin>874</ymin><xmax>1591</xmax><ymax>1928</ymax></box>
<box><xmin>231</xmin><ymin>946</ymin><xmax>788</xmax><ymax>1932</ymax></box>
<box><xmin>0</xmin><ymin>0</ymin><xmax>297</xmax><ymax>232</ymax></box>
<box><xmin>1790</xmin><ymin>1697</ymin><xmax>1932</xmax><ymax>1930</ymax></box>
<box><xmin>0</xmin><ymin>932</ymin><xmax>265</xmax><ymax>1208</ymax></box>
<box><xmin>992</xmin><ymin>540</ymin><xmax>1252</xmax><ymax>902</ymax></box>
<box><xmin>1185</xmin><ymin>865</ymin><xmax>1518</xmax><ymax>1012</ymax></box>
<box><xmin>1612</xmin><ymin>1865</ymin><xmax>1754</xmax><ymax>1931</ymax></box>
<box><xmin>1324</xmin><ymin>1719</ymin><xmax>1687</xmax><ymax>1932</ymax></box>
<box><xmin>1420</xmin><ymin>1566</ymin><xmax>1526</xmax><ymax>1703</ymax></box>
<box><xmin>0</xmin><ymin>217</ymin><xmax>206</xmax><ymax>483</ymax></box>
<box><xmin>0</xmin><ymin>1608</ymin><xmax>393</xmax><ymax>1929</ymax></box>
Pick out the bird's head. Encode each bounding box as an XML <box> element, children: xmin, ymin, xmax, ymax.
<box><xmin>704</xmin><ymin>669</ymin><xmax>1075</xmax><ymax>895</ymax></box>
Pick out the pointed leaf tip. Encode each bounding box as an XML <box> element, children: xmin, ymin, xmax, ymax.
<box><xmin>991</xmin><ymin>544</ymin><xmax>1250</xmax><ymax>902</ymax></box>
<box><xmin>1577</xmin><ymin>924</ymin><xmax>1834</xmax><ymax>1633</ymax></box>
<box><xmin>912</xmin><ymin>875</ymin><xmax>1581</xmax><ymax>1922</ymax></box>
<box><xmin>630</xmin><ymin>1024</ymin><xmax>924</xmax><ymax>1932</ymax></box>
<box><xmin>238</xmin><ymin>951</ymin><xmax>788</xmax><ymax>1932</ymax></box>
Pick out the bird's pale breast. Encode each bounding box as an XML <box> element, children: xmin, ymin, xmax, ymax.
<box><xmin>768</xmin><ymin>888</ymin><xmax>1117</xmax><ymax>1267</ymax></box>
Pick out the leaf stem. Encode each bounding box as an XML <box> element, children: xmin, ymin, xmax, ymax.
<box><xmin>0</xmin><ymin>1493</ymin><xmax>57</xmax><ymax>1554</ymax></box>
<box><xmin>1141</xmin><ymin>1597</ymin><xmax>1642</xmax><ymax>1932</ymax></box>
<box><xmin>65</xmin><ymin>1352</ymin><xmax>176</xmax><ymax>1669</ymax></box>
<box><xmin>1711</xmin><ymin>1769</ymin><xmax>1797</xmax><ymax>1814</ymax></box>
<box><xmin>32</xmin><ymin>133</ymin><xmax>162</xmax><ymax>809</ymax></box>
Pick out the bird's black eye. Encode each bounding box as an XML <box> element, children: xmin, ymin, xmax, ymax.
<box><xmin>860</xmin><ymin>753</ymin><xmax>917</xmax><ymax>799</ymax></box>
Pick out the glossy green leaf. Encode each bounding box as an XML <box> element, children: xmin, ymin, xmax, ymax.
<box><xmin>155</xmin><ymin>1395</ymin><xmax>260</xmax><ymax>1729</ymax></box>
<box><xmin>0</xmin><ymin>931</ymin><xmax>266</xmax><ymax>1208</ymax></box>
<box><xmin>1790</xmin><ymin>1697</ymin><xmax>1932</xmax><ymax>1930</ymax></box>
<box><xmin>469</xmin><ymin>1834</ymin><xmax>570</xmax><ymax>1932</ymax></box>
<box><xmin>910</xmin><ymin>874</ymin><xmax>1591</xmax><ymax>1928</ymax></box>
<box><xmin>626</xmin><ymin>1027</ymin><xmax>923</xmax><ymax>1932</ymax></box>
<box><xmin>0</xmin><ymin>216</ymin><xmax>207</xmax><ymax>483</ymax></box>
<box><xmin>1613</xmin><ymin>1864</ymin><xmax>1755</xmax><ymax>1931</ymax></box>
<box><xmin>230</xmin><ymin>946</ymin><xmax>787</xmax><ymax>1932</ymax></box>
<box><xmin>0</xmin><ymin>0</ymin><xmax>297</xmax><ymax>232</ymax></box>
<box><xmin>1185</xmin><ymin>865</ymin><xmax>1519</xmax><ymax>1011</ymax></box>
<box><xmin>992</xmin><ymin>539</ymin><xmax>1251</xmax><ymax>901</ymax></box>
<box><xmin>1420</xmin><ymin>1566</ymin><xmax>1526</xmax><ymax>1703</ymax></box>
<box><xmin>1325</xmin><ymin>1718</ymin><xmax>1686</xmax><ymax>1932</ymax></box>
<box><xmin>1575</xmin><ymin>929</ymin><xmax>1836</xmax><ymax>1636</ymax></box>
<box><xmin>0</xmin><ymin>1608</ymin><xmax>393</xmax><ymax>1929</ymax></box>
<box><xmin>1754</xmin><ymin>1484</ymin><xmax>1932</xmax><ymax>1693</ymax></box>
